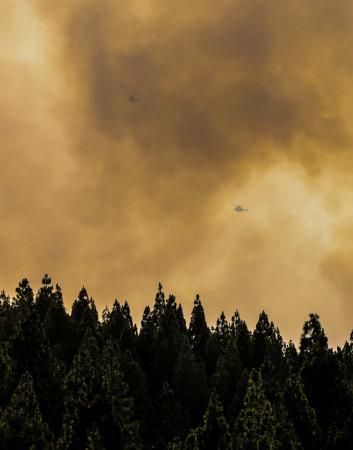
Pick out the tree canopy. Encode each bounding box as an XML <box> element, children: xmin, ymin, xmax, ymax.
<box><xmin>0</xmin><ymin>276</ymin><xmax>352</xmax><ymax>449</ymax></box>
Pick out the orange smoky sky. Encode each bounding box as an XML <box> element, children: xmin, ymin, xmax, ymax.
<box><xmin>1</xmin><ymin>0</ymin><xmax>353</xmax><ymax>346</ymax></box>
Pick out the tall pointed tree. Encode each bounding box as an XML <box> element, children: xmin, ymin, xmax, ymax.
<box><xmin>71</xmin><ymin>287</ymin><xmax>99</xmax><ymax>331</ymax></box>
<box><xmin>215</xmin><ymin>311</ymin><xmax>230</xmax><ymax>349</ymax></box>
<box><xmin>102</xmin><ymin>299</ymin><xmax>137</xmax><ymax>353</ymax></box>
<box><xmin>155</xmin><ymin>294</ymin><xmax>186</xmax><ymax>387</ymax></box>
<box><xmin>231</xmin><ymin>311</ymin><xmax>252</xmax><ymax>369</ymax></box>
<box><xmin>12</xmin><ymin>278</ymin><xmax>34</xmax><ymax>320</ymax></box>
<box><xmin>173</xmin><ymin>336</ymin><xmax>209</xmax><ymax>428</ymax></box>
<box><xmin>0</xmin><ymin>290</ymin><xmax>15</xmax><ymax>343</ymax></box>
<box><xmin>0</xmin><ymin>342</ymin><xmax>13</xmax><ymax>406</ymax></box>
<box><xmin>0</xmin><ymin>372</ymin><xmax>52</xmax><ymax>449</ymax></box>
<box><xmin>43</xmin><ymin>284</ymin><xmax>75</xmax><ymax>365</ymax></box>
<box><xmin>151</xmin><ymin>282</ymin><xmax>166</xmax><ymax>332</ymax></box>
<box><xmin>284</xmin><ymin>374</ymin><xmax>322</xmax><ymax>449</ymax></box>
<box><xmin>212</xmin><ymin>338</ymin><xmax>241</xmax><ymax>419</ymax></box>
<box><xmin>252</xmin><ymin>311</ymin><xmax>284</xmax><ymax>371</ymax></box>
<box><xmin>119</xmin><ymin>350</ymin><xmax>155</xmax><ymax>446</ymax></box>
<box><xmin>230</xmin><ymin>368</ymin><xmax>249</xmax><ymax>423</ymax></box>
<box><xmin>299</xmin><ymin>314</ymin><xmax>336</xmax><ymax>439</ymax></box>
<box><xmin>138</xmin><ymin>305</ymin><xmax>156</xmax><ymax>382</ymax></box>
<box><xmin>300</xmin><ymin>313</ymin><xmax>328</xmax><ymax>358</ymax></box>
<box><xmin>155</xmin><ymin>381</ymin><xmax>183</xmax><ymax>448</ymax></box>
<box><xmin>234</xmin><ymin>369</ymin><xmax>277</xmax><ymax>449</ymax></box>
<box><xmin>86</xmin><ymin>425</ymin><xmax>105</xmax><ymax>450</ymax></box>
<box><xmin>35</xmin><ymin>274</ymin><xmax>54</xmax><ymax>321</ymax></box>
<box><xmin>100</xmin><ymin>340</ymin><xmax>141</xmax><ymax>449</ymax></box>
<box><xmin>10</xmin><ymin>304</ymin><xmax>63</xmax><ymax>433</ymax></box>
<box><xmin>189</xmin><ymin>295</ymin><xmax>210</xmax><ymax>362</ymax></box>
<box><xmin>59</xmin><ymin>332</ymin><xmax>139</xmax><ymax>449</ymax></box>
<box><xmin>196</xmin><ymin>391</ymin><xmax>232</xmax><ymax>450</ymax></box>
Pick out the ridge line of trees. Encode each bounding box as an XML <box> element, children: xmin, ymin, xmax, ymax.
<box><xmin>0</xmin><ymin>275</ymin><xmax>352</xmax><ymax>449</ymax></box>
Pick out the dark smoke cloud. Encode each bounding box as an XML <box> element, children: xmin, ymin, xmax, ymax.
<box><xmin>37</xmin><ymin>0</ymin><xmax>352</xmax><ymax>169</ymax></box>
<box><xmin>1</xmin><ymin>0</ymin><xmax>353</xmax><ymax>344</ymax></box>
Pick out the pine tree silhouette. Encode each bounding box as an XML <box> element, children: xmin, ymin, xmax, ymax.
<box><xmin>0</xmin><ymin>276</ymin><xmax>352</xmax><ymax>448</ymax></box>
<box><xmin>0</xmin><ymin>372</ymin><xmax>53</xmax><ymax>449</ymax></box>
<box><xmin>234</xmin><ymin>369</ymin><xmax>277</xmax><ymax>449</ymax></box>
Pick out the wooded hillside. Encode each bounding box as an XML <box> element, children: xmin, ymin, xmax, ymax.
<box><xmin>0</xmin><ymin>276</ymin><xmax>352</xmax><ymax>449</ymax></box>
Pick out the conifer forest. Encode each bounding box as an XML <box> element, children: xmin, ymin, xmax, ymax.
<box><xmin>0</xmin><ymin>275</ymin><xmax>353</xmax><ymax>449</ymax></box>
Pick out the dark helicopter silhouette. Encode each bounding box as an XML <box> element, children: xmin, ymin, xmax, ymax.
<box><xmin>234</xmin><ymin>204</ymin><xmax>248</xmax><ymax>213</ymax></box>
<box><xmin>128</xmin><ymin>94</ymin><xmax>140</xmax><ymax>103</ymax></box>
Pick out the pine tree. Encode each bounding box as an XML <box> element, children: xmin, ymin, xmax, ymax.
<box><xmin>231</xmin><ymin>311</ymin><xmax>252</xmax><ymax>369</ymax></box>
<box><xmin>59</xmin><ymin>333</ymin><xmax>139</xmax><ymax>449</ymax></box>
<box><xmin>234</xmin><ymin>369</ymin><xmax>277</xmax><ymax>449</ymax></box>
<box><xmin>215</xmin><ymin>311</ymin><xmax>230</xmax><ymax>349</ymax></box>
<box><xmin>155</xmin><ymin>381</ymin><xmax>183</xmax><ymax>448</ymax></box>
<box><xmin>260</xmin><ymin>355</ymin><xmax>301</xmax><ymax>448</ymax></box>
<box><xmin>71</xmin><ymin>287</ymin><xmax>99</xmax><ymax>335</ymax></box>
<box><xmin>35</xmin><ymin>274</ymin><xmax>54</xmax><ymax>321</ymax></box>
<box><xmin>58</xmin><ymin>332</ymin><xmax>105</xmax><ymax>448</ymax></box>
<box><xmin>10</xmin><ymin>305</ymin><xmax>63</xmax><ymax>433</ymax></box>
<box><xmin>138</xmin><ymin>305</ymin><xmax>156</xmax><ymax>383</ymax></box>
<box><xmin>12</xmin><ymin>278</ymin><xmax>34</xmax><ymax>319</ymax></box>
<box><xmin>100</xmin><ymin>340</ymin><xmax>140</xmax><ymax>449</ymax></box>
<box><xmin>155</xmin><ymin>294</ymin><xmax>186</xmax><ymax>387</ymax></box>
<box><xmin>173</xmin><ymin>337</ymin><xmax>209</xmax><ymax>428</ymax></box>
<box><xmin>212</xmin><ymin>338</ymin><xmax>241</xmax><ymax>419</ymax></box>
<box><xmin>252</xmin><ymin>311</ymin><xmax>284</xmax><ymax>372</ymax></box>
<box><xmin>331</xmin><ymin>333</ymin><xmax>353</xmax><ymax>447</ymax></box>
<box><xmin>86</xmin><ymin>424</ymin><xmax>105</xmax><ymax>450</ymax></box>
<box><xmin>205</xmin><ymin>332</ymin><xmax>221</xmax><ymax>377</ymax></box>
<box><xmin>284</xmin><ymin>340</ymin><xmax>299</xmax><ymax>375</ymax></box>
<box><xmin>0</xmin><ymin>290</ymin><xmax>15</xmax><ymax>343</ymax></box>
<box><xmin>299</xmin><ymin>314</ymin><xmax>335</xmax><ymax>440</ymax></box>
<box><xmin>0</xmin><ymin>342</ymin><xmax>13</xmax><ymax>406</ymax></box>
<box><xmin>119</xmin><ymin>350</ymin><xmax>155</xmax><ymax>445</ymax></box>
<box><xmin>1</xmin><ymin>276</ymin><xmax>353</xmax><ymax>449</ymax></box>
<box><xmin>196</xmin><ymin>391</ymin><xmax>232</xmax><ymax>450</ymax></box>
<box><xmin>176</xmin><ymin>303</ymin><xmax>188</xmax><ymax>334</ymax></box>
<box><xmin>300</xmin><ymin>313</ymin><xmax>328</xmax><ymax>357</ymax></box>
<box><xmin>0</xmin><ymin>372</ymin><xmax>52</xmax><ymax>449</ymax></box>
<box><xmin>102</xmin><ymin>299</ymin><xmax>137</xmax><ymax>353</ymax></box>
<box><xmin>167</xmin><ymin>436</ymin><xmax>183</xmax><ymax>449</ymax></box>
<box><xmin>230</xmin><ymin>368</ymin><xmax>249</xmax><ymax>422</ymax></box>
<box><xmin>272</xmin><ymin>400</ymin><xmax>301</xmax><ymax>449</ymax></box>
<box><xmin>43</xmin><ymin>283</ymin><xmax>75</xmax><ymax>365</ymax></box>
<box><xmin>151</xmin><ymin>282</ymin><xmax>166</xmax><ymax>332</ymax></box>
<box><xmin>184</xmin><ymin>429</ymin><xmax>200</xmax><ymax>450</ymax></box>
<box><xmin>189</xmin><ymin>295</ymin><xmax>210</xmax><ymax>361</ymax></box>
<box><xmin>284</xmin><ymin>374</ymin><xmax>322</xmax><ymax>449</ymax></box>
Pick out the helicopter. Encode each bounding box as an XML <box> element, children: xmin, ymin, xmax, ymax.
<box><xmin>128</xmin><ymin>94</ymin><xmax>140</xmax><ymax>103</ymax></box>
<box><xmin>234</xmin><ymin>205</ymin><xmax>248</xmax><ymax>213</ymax></box>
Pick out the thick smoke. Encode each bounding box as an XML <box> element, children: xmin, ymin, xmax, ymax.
<box><xmin>1</xmin><ymin>0</ymin><xmax>353</xmax><ymax>344</ymax></box>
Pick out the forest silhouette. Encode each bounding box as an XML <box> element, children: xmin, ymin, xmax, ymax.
<box><xmin>0</xmin><ymin>275</ymin><xmax>352</xmax><ymax>449</ymax></box>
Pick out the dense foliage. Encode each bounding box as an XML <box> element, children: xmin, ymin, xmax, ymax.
<box><xmin>0</xmin><ymin>275</ymin><xmax>352</xmax><ymax>449</ymax></box>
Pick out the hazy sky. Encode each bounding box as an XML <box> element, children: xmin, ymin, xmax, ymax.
<box><xmin>1</xmin><ymin>0</ymin><xmax>353</xmax><ymax>345</ymax></box>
